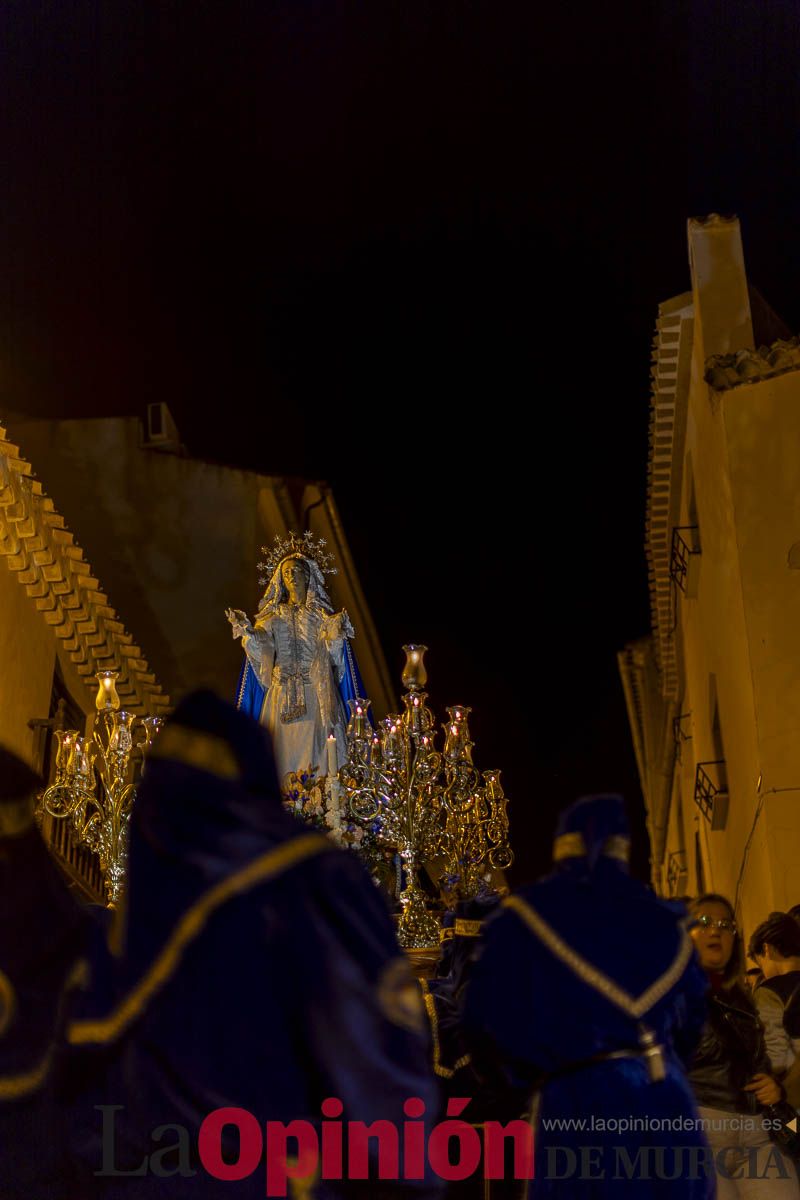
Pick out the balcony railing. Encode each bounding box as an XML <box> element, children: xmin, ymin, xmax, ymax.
<box><xmin>672</xmin><ymin>713</ymin><xmax>692</xmax><ymax>764</ymax></box>
<box><xmin>694</xmin><ymin>761</ymin><xmax>729</xmax><ymax>831</ymax></box>
<box><xmin>666</xmin><ymin>849</ymin><xmax>689</xmax><ymax>896</ymax></box>
<box><xmin>670</xmin><ymin>526</ymin><xmax>701</xmax><ymax>596</ymax></box>
<box><xmin>40</xmin><ymin>813</ymin><xmax>106</xmax><ymax>904</ymax></box>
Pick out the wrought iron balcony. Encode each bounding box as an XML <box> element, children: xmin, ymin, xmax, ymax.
<box><xmin>666</xmin><ymin>849</ymin><xmax>689</xmax><ymax>896</ymax></box>
<box><xmin>694</xmin><ymin>761</ymin><xmax>729</xmax><ymax>830</ymax></box>
<box><xmin>672</xmin><ymin>713</ymin><xmax>692</xmax><ymax>764</ymax></box>
<box><xmin>670</xmin><ymin>526</ymin><xmax>701</xmax><ymax>596</ymax></box>
<box><xmin>42</xmin><ymin>813</ymin><xmax>106</xmax><ymax>903</ymax></box>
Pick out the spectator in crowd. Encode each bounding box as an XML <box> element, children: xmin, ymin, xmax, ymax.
<box><xmin>463</xmin><ymin>793</ymin><xmax>713</xmax><ymax>1198</ymax></box>
<box><xmin>688</xmin><ymin>894</ymin><xmax>799</xmax><ymax>1197</ymax></box>
<box><xmin>746</xmin><ymin>967</ymin><xmax>765</xmax><ymax>993</ymax></box>
<box><xmin>748</xmin><ymin>912</ymin><xmax>800</xmax><ymax>1110</ymax></box>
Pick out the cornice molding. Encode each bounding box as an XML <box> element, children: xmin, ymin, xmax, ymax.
<box><xmin>705</xmin><ymin>338</ymin><xmax>800</xmax><ymax>391</ymax></box>
<box><xmin>645</xmin><ymin>302</ymin><xmax>693</xmax><ymax>700</ymax></box>
<box><xmin>0</xmin><ymin>423</ymin><xmax>169</xmax><ymax>714</ymax></box>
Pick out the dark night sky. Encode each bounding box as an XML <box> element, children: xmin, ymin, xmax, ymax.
<box><xmin>2</xmin><ymin>1</ymin><xmax>799</xmax><ymax>883</ymax></box>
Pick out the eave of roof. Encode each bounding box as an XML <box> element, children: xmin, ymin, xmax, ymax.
<box><xmin>0</xmin><ymin>422</ymin><xmax>169</xmax><ymax>714</ymax></box>
<box><xmin>644</xmin><ymin>297</ymin><xmax>693</xmax><ymax>700</ymax></box>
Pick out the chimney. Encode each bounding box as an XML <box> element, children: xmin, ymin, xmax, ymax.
<box><xmin>687</xmin><ymin>214</ymin><xmax>753</xmax><ymax>360</ymax></box>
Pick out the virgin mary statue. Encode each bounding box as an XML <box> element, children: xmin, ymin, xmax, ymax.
<box><xmin>226</xmin><ymin>532</ymin><xmax>365</xmax><ymax>790</ymax></box>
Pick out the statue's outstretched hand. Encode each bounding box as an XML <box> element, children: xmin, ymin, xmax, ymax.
<box><xmin>337</xmin><ymin>608</ymin><xmax>355</xmax><ymax>640</ymax></box>
<box><xmin>323</xmin><ymin>608</ymin><xmax>355</xmax><ymax>645</ymax></box>
<box><xmin>225</xmin><ymin>608</ymin><xmax>252</xmax><ymax>639</ymax></box>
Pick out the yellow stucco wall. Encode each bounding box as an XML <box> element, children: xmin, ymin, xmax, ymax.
<box><xmin>666</xmin><ymin>364</ymin><xmax>800</xmax><ymax>932</ymax></box>
<box><xmin>723</xmin><ymin>371</ymin><xmax>800</xmax><ymax>915</ymax></box>
<box><xmin>0</xmin><ymin>554</ymin><xmax>95</xmax><ymax>767</ymax></box>
<box><xmin>0</xmin><ymin>560</ymin><xmax>56</xmax><ymax>763</ymax></box>
<box><xmin>673</xmin><ymin>334</ymin><xmax>762</xmax><ymax>923</ymax></box>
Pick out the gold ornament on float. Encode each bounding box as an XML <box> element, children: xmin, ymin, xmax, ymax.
<box><xmin>338</xmin><ymin>645</ymin><xmax>513</xmax><ymax>949</ymax></box>
<box><xmin>38</xmin><ymin>670</ymin><xmax>163</xmax><ymax>905</ymax></box>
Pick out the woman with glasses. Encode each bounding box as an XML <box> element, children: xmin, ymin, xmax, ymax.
<box><xmin>688</xmin><ymin>893</ymin><xmax>799</xmax><ymax>1197</ymax></box>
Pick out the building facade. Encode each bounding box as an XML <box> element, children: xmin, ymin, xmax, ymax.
<box><xmin>619</xmin><ymin>214</ymin><xmax>800</xmax><ymax>935</ymax></box>
<box><xmin>6</xmin><ymin>410</ymin><xmax>395</xmax><ymax>718</ymax></box>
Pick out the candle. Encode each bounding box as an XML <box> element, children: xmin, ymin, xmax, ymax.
<box><xmin>382</xmin><ymin>718</ymin><xmax>401</xmax><ymax>760</ymax></box>
<box><xmin>327</xmin><ymin>735</ymin><xmax>338</xmax><ymax>784</ymax></box>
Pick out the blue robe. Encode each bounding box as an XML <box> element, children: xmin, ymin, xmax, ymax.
<box><xmin>463</xmin><ymin>858</ymin><xmax>713</xmax><ymax>1199</ymax></box>
<box><xmin>0</xmin><ymin>827</ymin><xmax>92</xmax><ymax>1200</ymax></box>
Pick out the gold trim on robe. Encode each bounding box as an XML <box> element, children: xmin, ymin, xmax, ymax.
<box><xmin>69</xmin><ymin>835</ymin><xmax>332</xmax><ymax>1047</ymax></box>
<box><xmin>503</xmin><ymin>895</ymin><xmax>693</xmax><ymax>1019</ymax></box>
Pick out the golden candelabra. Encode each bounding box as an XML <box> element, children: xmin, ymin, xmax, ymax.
<box><xmin>339</xmin><ymin>645</ymin><xmax>513</xmax><ymax>948</ymax></box>
<box><xmin>438</xmin><ymin>763</ymin><xmax>513</xmax><ymax>902</ymax></box>
<box><xmin>38</xmin><ymin>670</ymin><xmax>163</xmax><ymax>905</ymax></box>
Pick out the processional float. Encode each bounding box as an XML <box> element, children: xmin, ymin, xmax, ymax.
<box><xmin>36</xmin><ymin>525</ymin><xmax>513</xmax><ymax>951</ymax></box>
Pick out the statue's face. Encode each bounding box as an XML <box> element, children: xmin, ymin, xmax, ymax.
<box><xmin>281</xmin><ymin>557</ymin><xmax>309</xmax><ymax>603</ymax></box>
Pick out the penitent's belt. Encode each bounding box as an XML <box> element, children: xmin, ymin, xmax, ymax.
<box><xmin>537</xmin><ymin>1045</ymin><xmax>661</xmax><ymax>1087</ymax></box>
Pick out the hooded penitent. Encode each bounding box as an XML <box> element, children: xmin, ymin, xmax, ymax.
<box><xmin>463</xmin><ymin>794</ymin><xmax>713</xmax><ymax>1200</ymax></box>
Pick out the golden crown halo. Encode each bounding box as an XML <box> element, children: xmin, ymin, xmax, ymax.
<box><xmin>257</xmin><ymin>531</ymin><xmax>338</xmax><ymax>587</ymax></box>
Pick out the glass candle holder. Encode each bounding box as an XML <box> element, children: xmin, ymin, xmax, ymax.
<box><xmin>54</xmin><ymin>730</ymin><xmax>80</xmax><ymax>781</ymax></box>
<box><xmin>401</xmin><ymin>645</ymin><xmax>428</xmax><ymax>692</ymax></box>
<box><xmin>140</xmin><ymin>715</ymin><xmax>164</xmax><ymax>754</ymax></box>
<box><xmin>444</xmin><ymin>705</ymin><xmax>472</xmax><ymax>761</ymax></box>
<box><xmin>95</xmin><ymin>670</ymin><xmax>121</xmax><ymax>713</ymax></box>
<box><xmin>108</xmin><ymin>710</ymin><xmax>138</xmax><ymax>755</ymax></box>
<box><xmin>72</xmin><ymin>736</ymin><xmax>97</xmax><ymax>785</ymax></box>
<box><xmin>346</xmin><ymin>697</ymin><xmax>372</xmax><ymax>741</ymax></box>
<box><xmin>381</xmin><ymin>714</ymin><xmax>403</xmax><ymax>762</ymax></box>
<box><xmin>402</xmin><ymin>690</ymin><xmax>434</xmax><ymax>735</ymax></box>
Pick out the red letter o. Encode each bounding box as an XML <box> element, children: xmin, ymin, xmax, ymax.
<box><xmin>199</xmin><ymin>1107</ymin><xmax>263</xmax><ymax>1180</ymax></box>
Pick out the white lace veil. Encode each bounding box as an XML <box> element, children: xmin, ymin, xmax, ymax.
<box><xmin>254</xmin><ymin>554</ymin><xmax>335</xmax><ymax>624</ymax></box>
